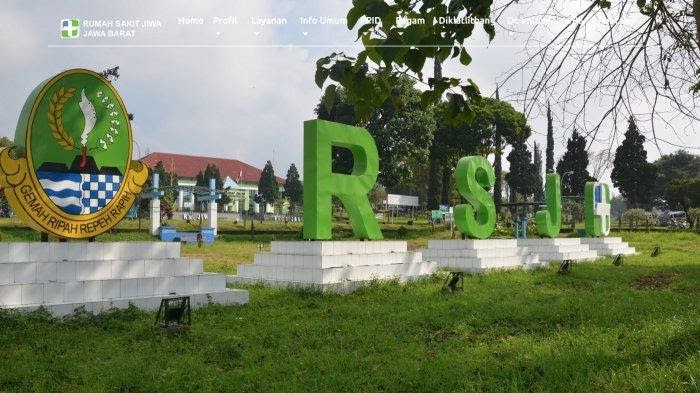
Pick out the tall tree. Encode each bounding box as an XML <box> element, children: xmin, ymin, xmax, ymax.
<box><xmin>653</xmin><ymin>150</ymin><xmax>700</xmax><ymax>198</ymax></box>
<box><xmin>426</xmin><ymin>152</ymin><xmax>443</xmax><ymax>210</ymax></box>
<box><xmin>149</xmin><ymin>161</ymin><xmax>179</xmax><ymax>210</ymax></box>
<box><xmin>493</xmin><ymin>87</ymin><xmax>502</xmax><ymax>205</ymax></box>
<box><xmin>556</xmin><ymin>130</ymin><xmax>593</xmax><ymax>196</ymax></box>
<box><xmin>664</xmin><ymin>179</ymin><xmax>700</xmax><ymax>227</ymax></box>
<box><xmin>316</xmin><ymin>75</ymin><xmax>436</xmax><ymax>190</ymax></box>
<box><xmin>282</xmin><ymin>163</ymin><xmax>303</xmax><ymax>212</ymax></box>
<box><xmin>428</xmin><ymin>97</ymin><xmax>530</xmax><ymax>206</ymax></box>
<box><xmin>545</xmin><ymin>102</ymin><xmax>554</xmax><ymax>173</ymax></box>
<box><xmin>532</xmin><ymin>141</ymin><xmax>544</xmax><ymax>202</ymax></box>
<box><xmin>258</xmin><ymin>161</ymin><xmax>279</xmax><ymax>205</ymax></box>
<box><xmin>315</xmin><ymin>0</ymin><xmax>495</xmax><ymax>126</ymax></box>
<box><xmin>501</xmin><ymin>1</ymin><xmax>699</xmax><ymax>146</ymax></box>
<box><xmin>611</xmin><ymin>118</ymin><xmax>657</xmax><ymax>208</ymax></box>
<box><xmin>610</xmin><ymin>195</ymin><xmax>628</xmax><ymax>220</ymax></box>
<box><xmin>506</xmin><ymin>140</ymin><xmax>536</xmax><ymax>201</ymax></box>
<box><xmin>196</xmin><ymin>164</ymin><xmax>230</xmax><ymax>207</ymax></box>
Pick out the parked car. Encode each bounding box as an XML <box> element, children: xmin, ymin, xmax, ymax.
<box><xmin>660</xmin><ymin>210</ymin><xmax>687</xmax><ymax>226</ymax></box>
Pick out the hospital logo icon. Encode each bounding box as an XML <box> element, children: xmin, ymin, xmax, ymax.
<box><xmin>61</xmin><ymin>19</ymin><xmax>80</xmax><ymax>38</ymax></box>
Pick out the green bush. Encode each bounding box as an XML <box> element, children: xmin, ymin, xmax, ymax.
<box><xmin>397</xmin><ymin>225</ymin><xmax>408</xmax><ymax>237</ymax></box>
<box><xmin>688</xmin><ymin>207</ymin><xmax>700</xmax><ymax>229</ymax></box>
<box><xmin>622</xmin><ymin>208</ymin><xmax>647</xmax><ymax>228</ymax></box>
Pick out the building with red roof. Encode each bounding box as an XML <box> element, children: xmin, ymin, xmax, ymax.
<box><xmin>140</xmin><ymin>152</ymin><xmax>284</xmax><ymax>213</ymax></box>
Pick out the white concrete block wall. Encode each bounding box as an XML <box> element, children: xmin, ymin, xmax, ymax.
<box><xmin>14</xmin><ymin>263</ymin><xmax>36</xmax><ymax>283</ymax></box>
<box><xmin>75</xmin><ymin>261</ymin><xmax>94</xmax><ymax>281</ymax></box>
<box><xmin>120</xmin><ymin>279</ymin><xmax>138</xmax><ymax>298</ymax></box>
<box><xmin>64</xmin><ymin>282</ymin><xmax>84</xmax><ymax>303</ymax></box>
<box><xmin>44</xmin><ymin>282</ymin><xmax>63</xmax><ymax>304</ymax></box>
<box><xmin>29</xmin><ymin>244</ymin><xmax>50</xmax><ymax>262</ymax></box>
<box><xmin>423</xmin><ymin>239</ymin><xmax>544</xmax><ymax>273</ymax></box>
<box><xmin>84</xmin><ymin>281</ymin><xmax>102</xmax><ymax>301</ymax></box>
<box><xmin>0</xmin><ymin>243</ymin><xmax>9</xmax><ymax>263</ymax></box>
<box><xmin>0</xmin><ymin>264</ymin><xmax>13</xmax><ymax>285</ymax></box>
<box><xmin>233</xmin><ymin>241</ymin><xmax>432</xmax><ymax>288</ymax></box>
<box><xmin>137</xmin><ymin>278</ymin><xmax>154</xmax><ymax>297</ymax></box>
<box><xmin>102</xmin><ymin>280</ymin><xmax>120</xmax><ymax>299</ymax></box>
<box><xmin>68</xmin><ymin>243</ymin><xmax>87</xmax><ymax>261</ymax></box>
<box><xmin>270</xmin><ymin>241</ymin><xmax>407</xmax><ymax>255</ymax></box>
<box><xmin>580</xmin><ymin>237</ymin><xmax>622</xmax><ymax>244</ymax></box>
<box><xmin>9</xmin><ymin>243</ymin><xmax>29</xmax><ymax>263</ymax></box>
<box><xmin>579</xmin><ymin>238</ymin><xmax>636</xmax><ymax>256</ymax></box>
<box><xmin>21</xmin><ymin>283</ymin><xmax>43</xmax><ymax>305</ymax></box>
<box><xmin>94</xmin><ymin>261</ymin><xmax>111</xmax><ymax>280</ymax></box>
<box><xmin>0</xmin><ymin>285</ymin><xmax>21</xmax><ymax>306</ymax></box>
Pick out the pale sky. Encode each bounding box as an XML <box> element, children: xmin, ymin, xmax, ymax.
<box><xmin>1</xmin><ymin>0</ymin><xmax>697</xmax><ymax>188</ymax></box>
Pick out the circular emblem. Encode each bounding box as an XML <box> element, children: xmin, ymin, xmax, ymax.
<box><xmin>0</xmin><ymin>69</ymin><xmax>147</xmax><ymax>238</ymax></box>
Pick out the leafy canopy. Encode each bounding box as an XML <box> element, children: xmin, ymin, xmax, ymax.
<box><xmin>653</xmin><ymin>150</ymin><xmax>700</xmax><ymax>197</ymax></box>
<box><xmin>556</xmin><ymin>130</ymin><xmax>593</xmax><ymax>196</ymax></box>
<box><xmin>611</xmin><ymin>117</ymin><xmax>657</xmax><ymax>208</ymax></box>
<box><xmin>315</xmin><ymin>0</ymin><xmax>497</xmax><ymax>126</ymax></box>
<box><xmin>196</xmin><ymin>164</ymin><xmax>231</xmax><ymax>206</ymax></box>
<box><xmin>317</xmin><ymin>75</ymin><xmax>436</xmax><ymax>190</ymax></box>
<box><xmin>505</xmin><ymin>140</ymin><xmax>536</xmax><ymax>200</ymax></box>
<box><xmin>258</xmin><ymin>161</ymin><xmax>280</xmax><ymax>205</ymax></box>
<box><xmin>283</xmin><ymin>163</ymin><xmax>303</xmax><ymax>210</ymax></box>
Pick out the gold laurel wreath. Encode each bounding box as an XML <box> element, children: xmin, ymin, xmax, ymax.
<box><xmin>47</xmin><ymin>87</ymin><xmax>77</xmax><ymax>151</ymax></box>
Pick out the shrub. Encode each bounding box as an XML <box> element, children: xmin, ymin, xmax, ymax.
<box><xmin>688</xmin><ymin>207</ymin><xmax>700</xmax><ymax>229</ymax></box>
<box><xmin>562</xmin><ymin>200</ymin><xmax>584</xmax><ymax>228</ymax></box>
<box><xmin>397</xmin><ymin>225</ymin><xmax>408</xmax><ymax>237</ymax></box>
<box><xmin>622</xmin><ymin>208</ymin><xmax>647</xmax><ymax>228</ymax></box>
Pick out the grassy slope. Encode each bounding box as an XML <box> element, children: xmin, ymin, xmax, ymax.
<box><xmin>0</xmin><ymin>230</ymin><xmax>698</xmax><ymax>392</ymax></box>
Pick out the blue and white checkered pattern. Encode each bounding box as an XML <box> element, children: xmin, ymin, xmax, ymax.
<box><xmin>81</xmin><ymin>174</ymin><xmax>122</xmax><ymax>214</ymax></box>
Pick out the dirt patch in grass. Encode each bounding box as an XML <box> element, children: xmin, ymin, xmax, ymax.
<box><xmin>630</xmin><ymin>270</ymin><xmax>680</xmax><ymax>290</ymax></box>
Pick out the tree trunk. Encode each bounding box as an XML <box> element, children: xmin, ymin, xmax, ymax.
<box><xmin>695</xmin><ymin>0</ymin><xmax>700</xmax><ymax>43</ymax></box>
<box><xmin>434</xmin><ymin>58</ymin><xmax>442</xmax><ymax>81</ymax></box>
<box><xmin>426</xmin><ymin>154</ymin><xmax>442</xmax><ymax>210</ymax></box>
<box><xmin>440</xmin><ymin>165</ymin><xmax>451</xmax><ymax>206</ymax></box>
<box><xmin>494</xmin><ymin>129</ymin><xmax>502</xmax><ymax>205</ymax></box>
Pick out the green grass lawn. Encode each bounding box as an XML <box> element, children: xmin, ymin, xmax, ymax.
<box><xmin>0</xmin><ymin>229</ymin><xmax>698</xmax><ymax>391</ymax></box>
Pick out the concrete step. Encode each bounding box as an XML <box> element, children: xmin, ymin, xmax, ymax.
<box><xmin>227</xmin><ymin>275</ymin><xmax>426</xmax><ymax>293</ymax></box>
<box><xmin>423</xmin><ymin>247</ymin><xmax>530</xmax><ymax>259</ymax></box>
<box><xmin>580</xmin><ymin>237</ymin><xmax>625</xmax><ymax>245</ymax></box>
<box><xmin>0</xmin><ymin>273</ymin><xmax>226</xmax><ymax>307</ymax></box>
<box><xmin>435</xmin><ymin>254</ymin><xmax>540</xmax><ymax>271</ymax></box>
<box><xmin>518</xmin><ymin>238</ymin><xmax>583</xmax><ymax>246</ymax></box>
<box><xmin>0</xmin><ymin>242</ymin><xmax>180</xmax><ymax>263</ymax></box>
<box><xmin>536</xmin><ymin>250</ymin><xmax>599</xmax><ymax>262</ymax></box>
<box><xmin>591</xmin><ymin>246</ymin><xmax>637</xmax><ymax>256</ymax></box>
<box><xmin>270</xmin><ymin>241</ymin><xmax>407</xmax><ymax>255</ymax></box>
<box><xmin>252</xmin><ymin>252</ymin><xmax>422</xmax><ymax>268</ymax></box>
<box><xmin>5</xmin><ymin>289</ymin><xmax>249</xmax><ymax>317</ymax></box>
<box><xmin>522</xmin><ymin>244</ymin><xmax>592</xmax><ymax>253</ymax></box>
<box><xmin>233</xmin><ymin>261</ymin><xmax>437</xmax><ymax>284</ymax></box>
<box><xmin>0</xmin><ymin>259</ymin><xmax>204</xmax><ymax>285</ymax></box>
<box><xmin>428</xmin><ymin>239</ymin><xmax>518</xmax><ymax>250</ymax></box>
<box><xmin>584</xmin><ymin>241</ymin><xmax>629</xmax><ymax>249</ymax></box>
<box><xmin>523</xmin><ymin>261</ymin><xmax>550</xmax><ymax>270</ymax></box>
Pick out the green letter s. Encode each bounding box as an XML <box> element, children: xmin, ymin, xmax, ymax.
<box><xmin>454</xmin><ymin>156</ymin><xmax>496</xmax><ymax>239</ymax></box>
